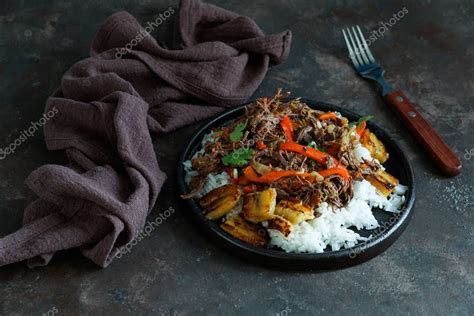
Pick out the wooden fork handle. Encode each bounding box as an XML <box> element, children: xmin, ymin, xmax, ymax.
<box><xmin>384</xmin><ymin>90</ymin><xmax>462</xmax><ymax>177</ymax></box>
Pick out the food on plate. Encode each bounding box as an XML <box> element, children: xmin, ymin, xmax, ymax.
<box><xmin>221</xmin><ymin>214</ymin><xmax>269</xmax><ymax>247</ymax></box>
<box><xmin>242</xmin><ymin>188</ymin><xmax>277</xmax><ymax>223</ymax></box>
<box><xmin>274</xmin><ymin>200</ymin><xmax>315</xmax><ymax>225</ymax></box>
<box><xmin>363</xmin><ymin>169</ymin><xmax>399</xmax><ymax>197</ymax></box>
<box><xmin>360</xmin><ymin>128</ymin><xmax>389</xmax><ymax>163</ymax></box>
<box><xmin>267</xmin><ymin>215</ymin><xmax>293</xmax><ymax>238</ymax></box>
<box><xmin>182</xmin><ymin>89</ymin><xmax>408</xmax><ymax>253</ymax></box>
<box><xmin>199</xmin><ymin>184</ymin><xmax>242</xmax><ymax>220</ymax></box>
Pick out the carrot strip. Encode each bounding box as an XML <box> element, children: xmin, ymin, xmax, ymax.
<box><xmin>243</xmin><ymin>166</ymin><xmax>260</xmax><ymax>181</ymax></box>
<box><xmin>318</xmin><ymin>112</ymin><xmax>339</xmax><ymax>120</ymax></box>
<box><xmin>279</xmin><ymin>142</ymin><xmax>351</xmax><ymax>181</ymax></box>
<box><xmin>280</xmin><ymin>115</ymin><xmax>294</xmax><ymax>142</ymax></box>
<box><xmin>356</xmin><ymin>121</ymin><xmax>366</xmax><ymax>137</ymax></box>
<box><xmin>256</xmin><ymin>140</ymin><xmax>267</xmax><ymax>150</ymax></box>
<box><xmin>279</xmin><ymin>142</ymin><xmax>338</xmax><ymax>165</ymax></box>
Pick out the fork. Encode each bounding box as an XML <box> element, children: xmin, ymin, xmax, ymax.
<box><xmin>342</xmin><ymin>26</ymin><xmax>461</xmax><ymax>177</ymax></box>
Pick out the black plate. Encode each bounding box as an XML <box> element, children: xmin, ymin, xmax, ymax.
<box><xmin>177</xmin><ymin>100</ymin><xmax>415</xmax><ymax>270</ymax></box>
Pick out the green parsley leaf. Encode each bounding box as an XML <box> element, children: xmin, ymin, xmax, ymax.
<box><xmin>307</xmin><ymin>141</ymin><xmax>317</xmax><ymax>148</ymax></box>
<box><xmin>228</xmin><ymin>120</ymin><xmax>248</xmax><ymax>142</ymax></box>
<box><xmin>307</xmin><ymin>141</ymin><xmax>326</xmax><ymax>152</ymax></box>
<box><xmin>221</xmin><ymin>148</ymin><xmax>254</xmax><ymax>167</ymax></box>
<box><xmin>316</xmin><ymin>146</ymin><xmax>326</xmax><ymax>152</ymax></box>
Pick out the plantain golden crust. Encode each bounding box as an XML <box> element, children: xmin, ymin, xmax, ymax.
<box><xmin>361</xmin><ymin>129</ymin><xmax>389</xmax><ymax>163</ymax></box>
<box><xmin>199</xmin><ymin>184</ymin><xmax>242</xmax><ymax>220</ymax></box>
<box><xmin>267</xmin><ymin>215</ymin><xmax>293</xmax><ymax>238</ymax></box>
<box><xmin>242</xmin><ymin>188</ymin><xmax>277</xmax><ymax>223</ymax></box>
<box><xmin>221</xmin><ymin>214</ymin><xmax>269</xmax><ymax>247</ymax></box>
<box><xmin>274</xmin><ymin>200</ymin><xmax>315</xmax><ymax>224</ymax></box>
<box><xmin>364</xmin><ymin>169</ymin><xmax>399</xmax><ymax>197</ymax></box>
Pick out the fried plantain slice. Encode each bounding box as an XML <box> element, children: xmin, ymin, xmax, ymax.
<box><xmin>220</xmin><ymin>214</ymin><xmax>268</xmax><ymax>247</ymax></box>
<box><xmin>199</xmin><ymin>184</ymin><xmax>242</xmax><ymax>220</ymax></box>
<box><xmin>364</xmin><ymin>169</ymin><xmax>399</xmax><ymax>197</ymax></box>
<box><xmin>361</xmin><ymin>129</ymin><xmax>389</xmax><ymax>163</ymax></box>
<box><xmin>242</xmin><ymin>188</ymin><xmax>277</xmax><ymax>223</ymax></box>
<box><xmin>274</xmin><ymin>200</ymin><xmax>315</xmax><ymax>224</ymax></box>
<box><xmin>267</xmin><ymin>215</ymin><xmax>293</xmax><ymax>239</ymax></box>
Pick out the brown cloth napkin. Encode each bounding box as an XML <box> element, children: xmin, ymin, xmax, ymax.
<box><xmin>0</xmin><ymin>0</ymin><xmax>291</xmax><ymax>268</ymax></box>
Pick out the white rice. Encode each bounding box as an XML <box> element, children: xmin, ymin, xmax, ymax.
<box><xmin>353</xmin><ymin>143</ymin><xmax>385</xmax><ymax>170</ymax></box>
<box><xmin>198</xmin><ymin>172</ymin><xmax>231</xmax><ymax>198</ymax></box>
<box><xmin>268</xmin><ymin>180</ymin><xmax>407</xmax><ymax>253</ymax></box>
<box><xmin>183</xmin><ymin>131</ymin><xmax>409</xmax><ymax>254</ymax></box>
<box><xmin>183</xmin><ymin>131</ymin><xmax>231</xmax><ymax>198</ymax></box>
<box><xmin>353</xmin><ymin>144</ymin><xmax>373</xmax><ymax>164</ymax></box>
<box><xmin>224</xmin><ymin>198</ymin><xmax>243</xmax><ymax>221</ymax></box>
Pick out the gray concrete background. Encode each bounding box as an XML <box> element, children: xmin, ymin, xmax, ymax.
<box><xmin>0</xmin><ymin>0</ymin><xmax>473</xmax><ymax>315</ymax></box>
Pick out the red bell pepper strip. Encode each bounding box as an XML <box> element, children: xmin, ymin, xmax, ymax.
<box><xmin>256</xmin><ymin>140</ymin><xmax>267</xmax><ymax>150</ymax></box>
<box><xmin>235</xmin><ymin>174</ymin><xmax>250</xmax><ymax>185</ymax></box>
<box><xmin>318</xmin><ymin>167</ymin><xmax>351</xmax><ymax>181</ymax></box>
<box><xmin>243</xmin><ymin>185</ymin><xmax>254</xmax><ymax>193</ymax></box>
<box><xmin>279</xmin><ymin>142</ymin><xmax>339</xmax><ymax>166</ymax></box>
<box><xmin>280</xmin><ymin>115</ymin><xmax>294</xmax><ymax>142</ymax></box>
<box><xmin>243</xmin><ymin>166</ymin><xmax>314</xmax><ymax>184</ymax></box>
<box><xmin>243</xmin><ymin>166</ymin><xmax>260</xmax><ymax>180</ymax></box>
<box><xmin>356</xmin><ymin>121</ymin><xmax>366</xmax><ymax>137</ymax></box>
<box><xmin>318</xmin><ymin>112</ymin><xmax>339</xmax><ymax>120</ymax></box>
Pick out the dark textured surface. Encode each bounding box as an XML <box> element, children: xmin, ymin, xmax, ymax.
<box><xmin>0</xmin><ymin>0</ymin><xmax>473</xmax><ymax>315</ymax></box>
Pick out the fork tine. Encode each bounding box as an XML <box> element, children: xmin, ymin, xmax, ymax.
<box><xmin>356</xmin><ymin>25</ymin><xmax>375</xmax><ymax>63</ymax></box>
<box><xmin>342</xmin><ymin>29</ymin><xmax>359</xmax><ymax>67</ymax></box>
<box><xmin>351</xmin><ymin>26</ymin><xmax>369</xmax><ymax>65</ymax></box>
<box><xmin>345</xmin><ymin>28</ymin><xmax>364</xmax><ymax>66</ymax></box>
